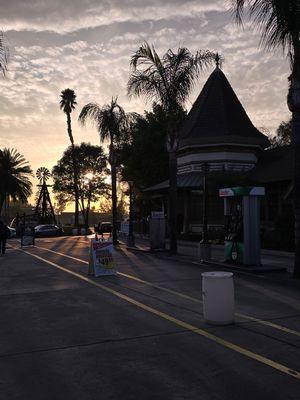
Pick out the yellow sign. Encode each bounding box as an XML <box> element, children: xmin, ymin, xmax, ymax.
<box><xmin>88</xmin><ymin>239</ymin><xmax>117</xmax><ymax>277</ymax></box>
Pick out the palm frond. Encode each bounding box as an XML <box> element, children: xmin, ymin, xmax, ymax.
<box><xmin>0</xmin><ymin>31</ymin><xmax>9</xmax><ymax>76</ymax></box>
<box><xmin>129</xmin><ymin>43</ymin><xmax>215</xmax><ymax>114</ymax></box>
<box><xmin>194</xmin><ymin>50</ymin><xmax>217</xmax><ymax>72</ymax></box>
<box><xmin>60</xmin><ymin>88</ymin><xmax>77</xmax><ymax>113</ymax></box>
<box><xmin>79</xmin><ymin>98</ymin><xmax>129</xmax><ymax>144</ymax></box>
<box><xmin>130</xmin><ymin>41</ymin><xmax>162</xmax><ymax>71</ymax></box>
<box><xmin>0</xmin><ymin>148</ymin><xmax>33</xmax><ymax>204</ymax></box>
<box><xmin>232</xmin><ymin>0</ymin><xmax>247</xmax><ymax>25</ymax></box>
<box><xmin>232</xmin><ymin>0</ymin><xmax>300</xmax><ymax>52</ymax></box>
<box><xmin>78</xmin><ymin>102</ymin><xmax>101</xmax><ymax>126</ymax></box>
<box><xmin>127</xmin><ymin>71</ymin><xmax>161</xmax><ymax>101</ymax></box>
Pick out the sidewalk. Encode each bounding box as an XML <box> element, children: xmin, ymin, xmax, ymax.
<box><xmin>127</xmin><ymin>235</ymin><xmax>294</xmax><ymax>274</ymax></box>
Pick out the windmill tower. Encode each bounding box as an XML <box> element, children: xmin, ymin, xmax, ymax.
<box><xmin>34</xmin><ymin>167</ymin><xmax>56</xmax><ymax>224</ymax></box>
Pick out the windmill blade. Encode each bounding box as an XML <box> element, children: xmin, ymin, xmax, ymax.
<box><xmin>36</xmin><ymin>167</ymin><xmax>51</xmax><ymax>182</ymax></box>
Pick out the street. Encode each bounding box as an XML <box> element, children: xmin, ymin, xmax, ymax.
<box><xmin>0</xmin><ymin>236</ymin><xmax>300</xmax><ymax>399</ymax></box>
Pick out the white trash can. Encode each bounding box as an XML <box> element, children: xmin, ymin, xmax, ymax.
<box><xmin>201</xmin><ymin>271</ymin><xmax>235</xmax><ymax>325</ymax></box>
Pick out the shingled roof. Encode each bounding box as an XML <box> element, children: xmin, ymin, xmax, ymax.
<box><xmin>248</xmin><ymin>145</ymin><xmax>293</xmax><ymax>183</ymax></box>
<box><xmin>179</xmin><ymin>67</ymin><xmax>270</xmax><ymax>150</ymax></box>
<box><xmin>144</xmin><ymin>172</ymin><xmax>203</xmax><ymax>192</ymax></box>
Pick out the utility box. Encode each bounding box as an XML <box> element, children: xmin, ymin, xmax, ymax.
<box><xmin>219</xmin><ymin>186</ymin><xmax>265</xmax><ymax>266</ymax></box>
<box><xmin>150</xmin><ymin>211</ymin><xmax>166</xmax><ymax>250</ymax></box>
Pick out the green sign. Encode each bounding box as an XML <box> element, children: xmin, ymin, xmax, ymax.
<box><xmin>219</xmin><ymin>187</ymin><xmax>265</xmax><ymax>197</ymax></box>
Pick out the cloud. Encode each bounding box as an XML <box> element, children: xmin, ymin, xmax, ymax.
<box><xmin>0</xmin><ymin>0</ymin><xmax>226</xmax><ymax>34</ymax></box>
<box><xmin>0</xmin><ymin>0</ymin><xmax>292</xmax><ymax>202</ymax></box>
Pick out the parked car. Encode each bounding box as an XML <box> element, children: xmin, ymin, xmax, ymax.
<box><xmin>8</xmin><ymin>227</ymin><xmax>16</xmax><ymax>238</ymax></box>
<box><xmin>97</xmin><ymin>222</ymin><xmax>112</xmax><ymax>235</ymax></box>
<box><xmin>34</xmin><ymin>224</ymin><xmax>62</xmax><ymax>237</ymax></box>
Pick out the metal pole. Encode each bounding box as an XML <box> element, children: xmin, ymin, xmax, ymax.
<box><xmin>129</xmin><ymin>183</ymin><xmax>133</xmax><ymax>236</ymax></box>
<box><xmin>202</xmin><ymin>162</ymin><xmax>208</xmax><ymax>243</ymax></box>
<box><xmin>127</xmin><ymin>181</ymin><xmax>135</xmax><ymax>247</ymax></box>
<box><xmin>199</xmin><ymin>162</ymin><xmax>211</xmax><ymax>261</ymax></box>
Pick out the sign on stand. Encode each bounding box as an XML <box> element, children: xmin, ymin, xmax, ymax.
<box><xmin>88</xmin><ymin>238</ymin><xmax>117</xmax><ymax>277</ymax></box>
<box><xmin>21</xmin><ymin>235</ymin><xmax>35</xmax><ymax>247</ymax></box>
<box><xmin>21</xmin><ymin>227</ymin><xmax>35</xmax><ymax>247</ymax></box>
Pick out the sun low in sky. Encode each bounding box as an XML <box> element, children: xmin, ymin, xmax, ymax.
<box><xmin>0</xmin><ymin>0</ymin><xmax>291</xmax><ymax>205</ymax></box>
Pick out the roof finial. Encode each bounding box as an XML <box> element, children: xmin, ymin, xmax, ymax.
<box><xmin>215</xmin><ymin>52</ymin><xmax>220</xmax><ymax>69</ymax></box>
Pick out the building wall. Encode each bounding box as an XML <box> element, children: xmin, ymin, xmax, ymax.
<box><xmin>177</xmin><ymin>151</ymin><xmax>257</xmax><ymax>174</ymax></box>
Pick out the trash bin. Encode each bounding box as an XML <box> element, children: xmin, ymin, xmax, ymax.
<box><xmin>201</xmin><ymin>271</ymin><xmax>234</xmax><ymax>325</ymax></box>
<box><xmin>198</xmin><ymin>242</ymin><xmax>211</xmax><ymax>262</ymax></box>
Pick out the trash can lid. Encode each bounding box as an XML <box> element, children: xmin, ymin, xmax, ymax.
<box><xmin>201</xmin><ymin>271</ymin><xmax>233</xmax><ymax>279</ymax></box>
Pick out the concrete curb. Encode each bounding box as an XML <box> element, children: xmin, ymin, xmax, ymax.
<box><xmin>128</xmin><ymin>235</ymin><xmax>294</xmax><ymax>259</ymax></box>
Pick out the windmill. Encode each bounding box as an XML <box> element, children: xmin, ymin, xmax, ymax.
<box><xmin>34</xmin><ymin>167</ymin><xmax>56</xmax><ymax>224</ymax></box>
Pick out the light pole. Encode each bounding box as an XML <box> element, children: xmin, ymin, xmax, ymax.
<box><xmin>84</xmin><ymin>172</ymin><xmax>94</xmax><ymax>233</ymax></box>
<box><xmin>199</xmin><ymin>162</ymin><xmax>211</xmax><ymax>261</ymax></box>
<box><xmin>202</xmin><ymin>162</ymin><xmax>208</xmax><ymax>244</ymax></box>
<box><xmin>126</xmin><ymin>180</ymin><xmax>135</xmax><ymax>247</ymax></box>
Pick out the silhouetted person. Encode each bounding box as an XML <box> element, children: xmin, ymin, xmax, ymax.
<box><xmin>0</xmin><ymin>221</ymin><xmax>10</xmax><ymax>255</ymax></box>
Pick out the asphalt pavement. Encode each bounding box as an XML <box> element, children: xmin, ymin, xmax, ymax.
<box><xmin>0</xmin><ymin>236</ymin><xmax>299</xmax><ymax>400</ymax></box>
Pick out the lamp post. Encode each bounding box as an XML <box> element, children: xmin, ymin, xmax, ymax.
<box><xmin>84</xmin><ymin>172</ymin><xmax>94</xmax><ymax>233</ymax></box>
<box><xmin>126</xmin><ymin>180</ymin><xmax>135</xmax><ymax>247</ymax></box>
<box><xmin>199</xmin><ymin>162</ymin><xmax>211</xmax><ymax>261</ymax></box>
<box><xmin>202</xmin><ymin>162</ymin><xmax>208</xmax><ymax>244</ymax></box>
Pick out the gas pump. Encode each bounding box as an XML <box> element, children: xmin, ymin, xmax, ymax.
<box><xmin>219</xmin><ymin>187</ymin><xmax>265</xmax><ymax>266</ymax></box>
<box><xmin>224</xmin><ymin>196</ymin><xmax>243</xmax><ymax>263</ymax></box>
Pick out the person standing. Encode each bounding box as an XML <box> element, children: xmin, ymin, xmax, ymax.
<box><xmin>0</xmin><ymin>220</ymin><xmax>10</xmax><ymax>255</ymax></box>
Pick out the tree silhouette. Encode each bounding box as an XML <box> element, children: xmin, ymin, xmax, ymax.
<box><xmin>0</xmin><ymin>148</ymin><xmax>32</xmax><ymax>216</ymax></box>
<box><xmin>79</xmin><ymin>97</ymin><xmax>130</xmax><ymax>244</ymax></box>
<box><xmin>232</xmin><ymin>0</ymin><xmax>300</xmax><ymax>277</ymax></box>
<box><xmin>128</xmin><ymin>42</ymin><xmax>215</xmax><ymax>253</ymax></box>
<box><xmin>52</xmin><ymin>143</ymin><xmax>108</xmax><ymax>228</ymax></box>
<box><xmin>59</xmin><ymin>88</ymin><xmax>80</xmax><ymax>228</ymax></box>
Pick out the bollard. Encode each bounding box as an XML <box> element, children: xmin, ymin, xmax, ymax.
<box><xmin>201</xmin><ymin>271</ymin><xmax>234</xmax><ymax>325</ymax></box>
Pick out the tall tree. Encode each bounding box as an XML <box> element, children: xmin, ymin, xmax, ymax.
<box><xmin>59</xmin><ymin>88</ymin><xmax>79</xmax><ymax>228</ymax></box>
<box><xmin>52</xmin><ymin>143</ymin><xmax>108</xmax><ymax>228</ymax></box>
<box><xmin>0</xmin><ymin>148</ymin><xmax>32</xmax><ymax>216</ymax></box>
<box><xmin>79</xmin><ymin>98</ymin><xmax>130</xmax><ymax>244</ymax></box>
<box><xmin>232</xmin><ymin>1</ymin><xmax>300</xmax><ymax>277</ymax></box>
<box><xmin>128</xmin><ymin>42</ymin><xmax>215</xmax><ymax>253</ymax></box>
<box><xmin>120</xmin><ymin>103</ymin><xmax>186</xmax><ymax>189</ymax></box>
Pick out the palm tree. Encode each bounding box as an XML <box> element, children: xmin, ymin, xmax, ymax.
<box><xmin>232</xmin><ymin>1</ymin><xmax>300</xmax><ymax>277</ymax></box>
<box><xmin>0</xmin><ymin>31</ymin><xmax>9</xmax><ymax>76</ymax></box>
<box><xmin>60</xmin><ymin>88</ymin><xmax>79</xmax><ymax>228</ymax></box>
<box><xmin>0</xmin><ymin>148</ymin><xmax>33</xmax><ymax>216</ymax></box>
<box><xmin>79</xmin><ymin>97</ymin><xmax>129</xmax><ymax>245</ymax></box>
<box><xmin>128</xmin><ymin>42</ymin><xmax>215</xmax><ymax>253</ymax></box>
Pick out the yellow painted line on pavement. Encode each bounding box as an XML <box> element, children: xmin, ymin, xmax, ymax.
<box><xmin>34</xmin><ymin>245</ymin><xmax>209</xmax><ymax>303</ymax></box>
<box><xmin>35</xmin><ymin>245</ymin><xmax>300</xmax><ymax>339</ymax></box>
<box><xmin>16</xmin><ymin>246</ymin><xmax>300</xmax><ymax>380</ymax></box>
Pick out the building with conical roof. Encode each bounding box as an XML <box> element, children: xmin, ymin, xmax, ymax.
<box><xmin>145</xmin><ymin>65</ymin><xmax>293</xmax><ymax>243</ymax></box>
<box><xmin>178</xmin><ymin>66</ymin><xmax>269</xmax><ymax>174</ymax></box>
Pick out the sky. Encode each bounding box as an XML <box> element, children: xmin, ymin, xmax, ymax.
<box><xmin>0</xmin><ymin>0</ymin><xmax>292</xmax><ymax>206</ymax></box>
